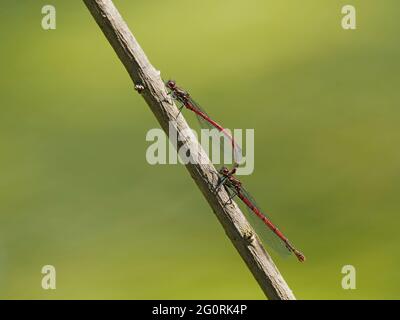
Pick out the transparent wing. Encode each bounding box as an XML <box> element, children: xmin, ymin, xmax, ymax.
<box><xmin>188</xmin><ymin>97</ymin><xmax>243</xmax><ymax>165</ymax></box>
<box><xmin>187</xmin><ymin>98</ymin><xmax>213</xmax><ymax>129</ymax></box>
<box><xmin>229</xmin><ymin>183</ymin><xmax>291</xmax><ymax>257</ymax></box>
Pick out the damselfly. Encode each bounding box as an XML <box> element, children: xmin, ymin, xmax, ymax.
<box><xmin>166</xmin><ymin>80</ymin><xmax>242</xmax><ymax>166</ymax></box>
<box><xmin>217</xmin><ymin>166</ymin><xmax>305</xmax><ymax>262</ymax></box>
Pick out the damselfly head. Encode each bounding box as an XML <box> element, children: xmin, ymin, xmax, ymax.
<box><xmin>166</xmin><ymin>80</ymin><xmax>176</xmax><ymax>90</ymax></box>
<box><xmin>219</xmin><ymin>167</ymin><xmax>229</xmax><ymax>175</ymax></box>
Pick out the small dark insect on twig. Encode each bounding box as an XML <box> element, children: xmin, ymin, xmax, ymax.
<box><xmin>134</xmin><ymin>83</ymin><xmax>145</xmax><ymax>93</ymax></box>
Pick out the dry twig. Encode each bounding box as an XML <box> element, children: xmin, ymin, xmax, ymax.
<box><xmin>83</xmin><ymin>0</ymin><xmax>296</xmax><ymax>300</ymax></box>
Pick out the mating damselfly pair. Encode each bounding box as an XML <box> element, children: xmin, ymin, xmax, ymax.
<box><xmin>166</xmin><ymin>80</ymin><xmax>305</xmax><ymax>262</ymax></box>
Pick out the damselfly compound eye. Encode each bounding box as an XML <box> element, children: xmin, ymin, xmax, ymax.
<box><xmin>167</xmin><ymin>80</ymin><xmax>175</xmax><ymax>89</ymax></box>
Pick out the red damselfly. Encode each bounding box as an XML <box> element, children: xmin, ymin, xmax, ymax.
<box><xmin>217</xmin><ymin>166</ymin><xmax>305</xmax><ymax>262</ymax></box>
<box><xmin>166</xmin><ymin>80</ymin><xmax>242</xmax><ymax>166</ymax></box>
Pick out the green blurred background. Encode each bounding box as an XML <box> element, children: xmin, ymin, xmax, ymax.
<box><xmin>1</xmin><ymin>0</ymin><xmax>399</xmax><ymax>299</ymax></box>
